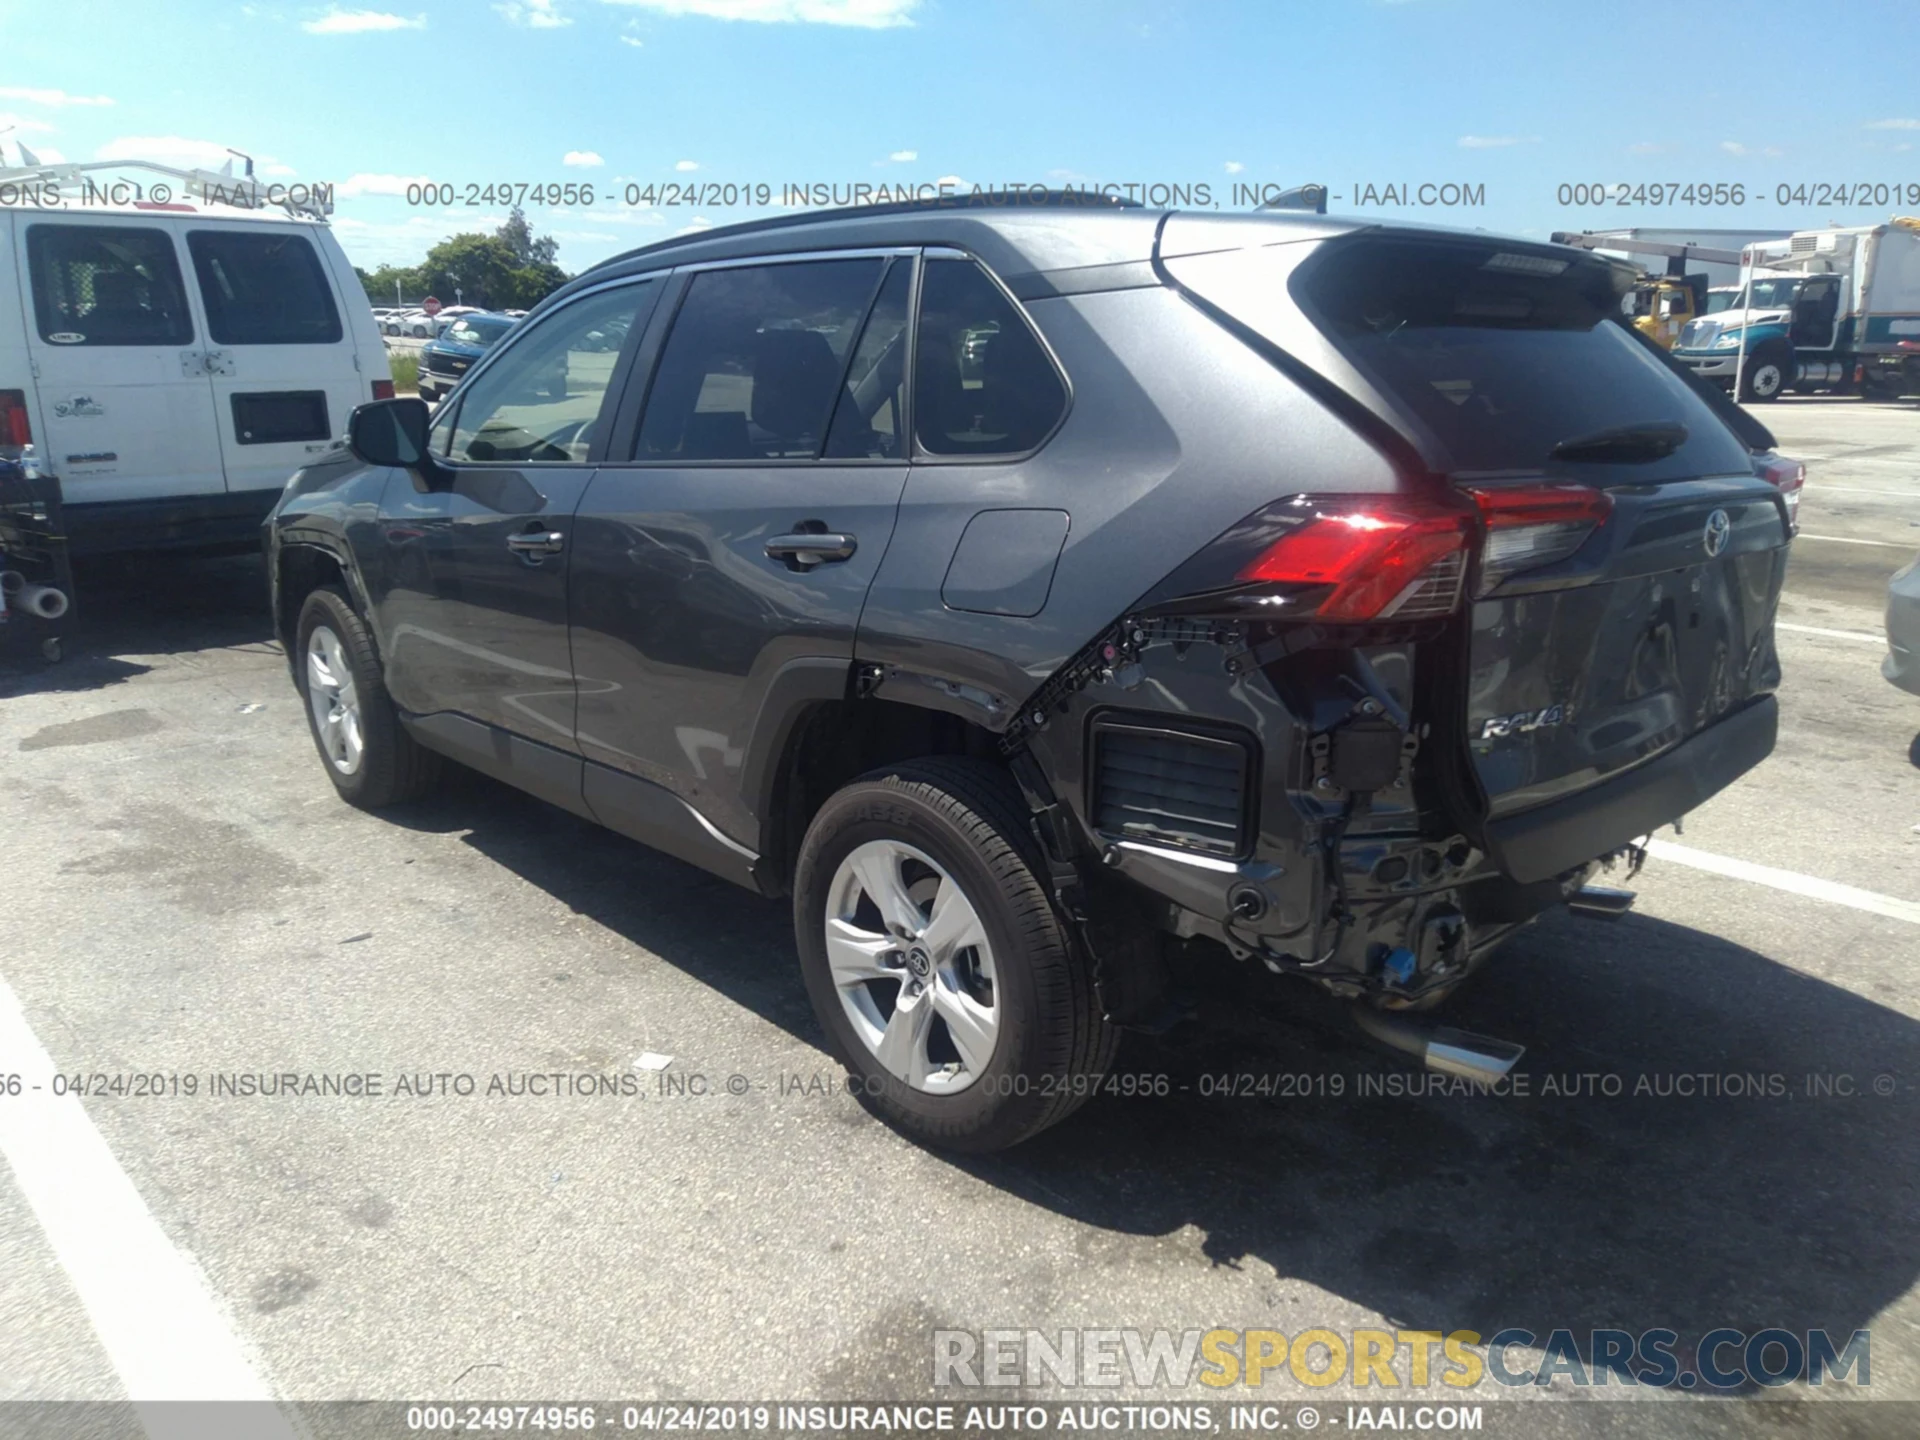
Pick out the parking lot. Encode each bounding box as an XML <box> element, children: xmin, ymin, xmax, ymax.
<box><xmin>1</xmin><ymin>399</ymin><xmax>1917</xmax><ymax>1434</ymax></box>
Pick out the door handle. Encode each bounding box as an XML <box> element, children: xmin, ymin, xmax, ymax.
<box><xmin>765</xmin><ymin>532</ymin><xmax>857</xmax><ymax>567</ymax></box>
<box><xmin>507</xmin><ymin>529</ymin><xmax>565</xmax><ymax>556</ymax></box>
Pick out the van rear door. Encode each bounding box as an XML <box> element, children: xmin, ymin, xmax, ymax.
<box><xmin>183</xmin><ymin>222</ymin><xmax>363</xmax><ymax>499</ymax></box>
<box><xmin>15</xmin><ymin>216</ymin><xmax>226</xmax><ymax>514</ymax></box>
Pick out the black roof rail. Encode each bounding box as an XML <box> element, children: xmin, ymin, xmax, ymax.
<box><xmin>584</xmin><ymin>188</ymin><xmax>1145</xmax><ymax>274</ymax></box>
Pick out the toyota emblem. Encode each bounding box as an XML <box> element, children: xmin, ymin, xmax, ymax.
<box><xmin>1703</xmin><ymin>508</ymin><xmax>1731</xmax><ymax>558</ymax></box>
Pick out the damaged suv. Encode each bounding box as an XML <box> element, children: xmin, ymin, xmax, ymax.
<box><xmin>267</xmin><ymin>198</ymin><xmax>1796</xmax><ymax>1151</ymax></box>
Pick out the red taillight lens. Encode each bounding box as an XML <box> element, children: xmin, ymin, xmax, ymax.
<box><xmin>0</xmin><ymin>390</ymin><xmax>30</xmax><ymax>448</ymax></box>
<box><xmin>372</xmin><ymin>379</ymin><xmax>396</xmax><ymax>400</ymax></box>
<box><xmin>1758</xmin><ymin>455</ymin><xmax>1804</xmax><ymax>534</ymax></box>
<box><xmin>1465</xmin><ymin>481</ymin><xmax>1612</xmax><ymax>593</ymax></box>
<box><xmin>1237</xmin><ymin>502</ymin><xmax>1471</xmax><ymax>621</ymax></box>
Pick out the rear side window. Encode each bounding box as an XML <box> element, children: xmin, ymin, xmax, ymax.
<box><xmin>25</xmin><ymin>224</ymin><xmax>194</xmax><ymax>346</ymax></box>
<box><xmin>914</xmin><ymin>258</ymin><xmax>1066</xmax><ymax>457</ymax></box>
<box><xmin>1297</xmin><ymin>237</ymin><xmax>1751</xmax><ymax>478</ymax></box>
<box><xmin>187</xmin><ymin>231</ymin><xmax>343</xmax><ymax>346</ymax></box>
<box><xmin>637</xmin><ymin>258</ymin><xmax>883</xmax><ymax>461</ymax></box>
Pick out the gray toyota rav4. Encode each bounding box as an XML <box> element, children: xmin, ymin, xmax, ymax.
<box><xmin>267</xmin><ymin>197</ymin><xmax>1798</xmax><ymax>1152</ymax></box>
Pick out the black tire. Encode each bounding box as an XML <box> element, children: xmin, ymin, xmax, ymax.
<box><xmin>294</xmin><ymin>586</ymin><xmax>440</xmax><ymax>809</ymax></box>
<box><xmin>1739</xmin><ymin>345</ymin><xmax>1791</xmax><ymax>403</ymax></box>
<box><xmin>792</xmin><ymin>757</ymin><xmax>1118</xmax><ymax>1152</ymax></box>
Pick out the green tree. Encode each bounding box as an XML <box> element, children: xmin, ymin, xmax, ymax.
<box><xmin>352</xmin><ymin>210</ymin><xmax>570</xmax><ymax>311</ymax></box>
<box><xmin>357</xmin><ymin>262</ymin><xmax>421</xmax><ymax>305</ymax></box>
<box><xmin>497</xmin><ymin>206</ymin><xmax>559</xmax><ymax>267</ymax></box>
<box><xmin>417</xmin><ymin>233</ymin><xmax>519</xmax><ymax>308</ymax></box>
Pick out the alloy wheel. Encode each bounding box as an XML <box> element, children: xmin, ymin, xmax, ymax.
<box><xmin>305</xmin><ymin>624</ymin><xmax>365</xmax><ymax>775</ymax></box>
<box><xmin>824</xmin><ymin>839</ymin><xmax>1000</xmax><ymax>1094</ymax></box>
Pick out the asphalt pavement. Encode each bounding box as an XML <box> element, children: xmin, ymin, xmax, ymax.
<box><xmin>1</xmin><ymin>396</ymin><xmax>1916</xmax><ymax>1438</ymax></box>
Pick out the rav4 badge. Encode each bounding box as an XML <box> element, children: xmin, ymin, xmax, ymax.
<box><xmin>1480</xmin><ymin>704</ymin><xmax>1570</xmax><ymax>740</ymax></box>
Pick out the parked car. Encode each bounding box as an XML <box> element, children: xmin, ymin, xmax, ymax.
<box><xmin>266</xmin><ymin>198</ymin><xmax>1796</xmax><ymax>1152</ymax></box>
<box><xmin>0</xmin><ymin>183</ymin><xmax>392</xmax><ymax>554</ymax></box>
<box><xmin>417</xmin><ymin>311</ymin><xmax>518</xmax><ymax>402</ymax></box>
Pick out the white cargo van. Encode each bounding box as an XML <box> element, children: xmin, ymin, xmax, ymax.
<box><xmin>0</xmin><ymin>161</ymin><xmax>390</xmax><ymax>554</ymax></box>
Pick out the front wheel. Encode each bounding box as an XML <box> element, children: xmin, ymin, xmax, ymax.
<box><xmin>295</xmin><ymin>586</ymin><xmax>440</xmax><ymax>809</ymax></box>
<box><xmin>1740</xmin><ymin>347</ymin><xmax>1791</xmax><ymax>402</ymax></box>
<box><xmin>793</xmin><ymin>758</ymin><xmax>1117</xmax><ymax>1152</ymax></box>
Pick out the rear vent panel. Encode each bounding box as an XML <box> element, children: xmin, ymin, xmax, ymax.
<box><xmin>1091</xmin><ymin>724</ymin><xmax>1254</xmax><ymax>859</ymax></box>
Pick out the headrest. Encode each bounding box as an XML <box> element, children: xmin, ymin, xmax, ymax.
<box><xmin>751</xmin><ymin>328</ymin><xmax>839</xmax><ymax>441</ymax></box>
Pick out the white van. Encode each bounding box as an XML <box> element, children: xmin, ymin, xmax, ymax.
<box><xmin>0</xmin><ymin>165</ymin><xmax>390</xmax><ymax>554</ymax></box>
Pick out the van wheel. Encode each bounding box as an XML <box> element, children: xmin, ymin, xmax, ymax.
<box><xmin>793</xmin><ymin>757</ymin><xmax>1118</xmax><ymax>1152</ymax></box>
<box><xmin>294</xmin><ymin>586</ymin><xmax>440</xmax><ymax>809</ymax></box>
<box><xmin>1741</xmin><ymin>346</ymin><xmax>1790</xmax><ymax>402</ymax></box>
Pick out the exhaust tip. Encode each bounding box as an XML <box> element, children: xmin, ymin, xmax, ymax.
<box><xmin>1568</xmin><ymin>885</ymin><xmax>1636</xmax><ymax>920</ymax></box>
<box><xmin>1425</xmin><ymin>1027</ymin><xmax>1527</xmax><ymax>1083</ymax></box>
<box><xmin>1353</xmin><ymin>1008</ymin><xmax>1526</xmax><ymax>1087</ymax></box>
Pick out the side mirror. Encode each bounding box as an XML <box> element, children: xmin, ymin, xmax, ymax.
<box><xmin>348</xmin><ymin>397</ymin><xmax>431</xmax><ymax>467</ymax></box>
<box><xmin>348</xmin><ymin>397</ymin><xmax>450</xmax><ymax>489</ymax></box>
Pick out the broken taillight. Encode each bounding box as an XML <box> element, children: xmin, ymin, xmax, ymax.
<box><xmin>371</xmin><ymin>379</ymin><xmax>396</xmax><ymax>400</ymax></box>
<box><xmin>1236</xmin><ymin>501</ymin><xmax>1471</xmax><ymax>621</ymax></box>
<box><xmin>1756</xmin><ymin>454</ymin><xmax>1804</xmax><ymax>534</ymax></box>
<box><xmin>1463</xmin><ymin>481</ymin><xmax>1613</xmax><ymax>593</ymax></box>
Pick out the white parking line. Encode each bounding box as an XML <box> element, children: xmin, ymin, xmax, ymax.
<box><xmin>0</xmin><ymin>975</ymin><xmax>293</xmax><ymax>1426</ymax></box>
<box><xmin>1776</xmin><ymin>622</ymin><xmax>1885</xmax><ymax>644</ymax></box>
<box><xmin>1646</xmin><ymin>840</ymin><xmax>1920</xmax><ymax>926</ymax></box>
<box><xmin>1796</xmin><ymin>533</ymin><xmax>1913</xmax><ymax>548</ymax></box>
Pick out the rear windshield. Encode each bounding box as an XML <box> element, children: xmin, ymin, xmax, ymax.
<box><xmin>1296</xmin><ymin>237</ymin><xmax>1751</xmax><ymax>478</ymax></box>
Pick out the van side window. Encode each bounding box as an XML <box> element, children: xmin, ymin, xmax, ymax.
<box><xmin>636</xmin><ymin>258</ymin><xmax>884</xmax><ymax>461</ymax></box>
<box><xmin>448</xmin><ymin>281</ymin><xmax>653</xmax><ymax>465</ymax></box>
<box><xmin>25</xmin><ymin>225</ymin><xmax>194</xmax><ymax>347</ymax></box>
<box><xmin>187</xmin><ymin>231</ymin><xmax>343</xmax><ymax>346</ymax></box>
<box><xmin>914</xmin><ymin>258</ymin><xmax>1067</xmax><ymax>457</ymax></box>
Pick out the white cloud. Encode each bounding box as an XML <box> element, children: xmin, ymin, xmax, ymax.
<box><xmin>0</xmin><ymin>86</ymin><xmax>114</xmax><ymax>107</ymax></box>
<box><xmin>1720</xmin><ymin>140</ymin><xmax>1747</xmax><ymax>155</ymax></box>
<box><xmin>498</xmin><ymin>0</ymin><xmax>571</xmax><ymax>25</ymax></box>
<box><xmin>597</xmin><ymin>0</ymin><xmax>918</xmax><ymax>28</ymax></box>
<box><xmin>675</xmin><ymin>159</ymin><xmax>700</xmax><ymax>171</ymax></box>
<box><xmin>563</xmin><ymin>150</ymin><xmax>604</xmax><ymax>167</ymax></box>
<box><xmin>301</xmin><ymin>9</ymin><xmax>427</xmax><ymax>34</ymax></box>
<box><xmin>261</xmin><ymin>160</ymin><xmax>298</xmax><ymax>177</ymax></box>
<box><xmin>1223</xmin><ymin>160</ymin><xmax>1244</xmax><ymax>174</ymax></box>
<box><xmin>8</xmin><ymin>143</ymin><xmax>68</xmax><ymax>164</ymax></box>
<box><xmin>935</xmin><ymin>174</ymin><xmax>968</xmax><ymax>188</ymax></box>
<box><xmin>1457</xmin><ymin>134</ymin><xmax>1538</xmax><ymax>149</ymax></box>
<box><xmin>620</xmin><ymin>32</ymin><xmax>644</xmax><ymax>43</ymax></box>
<box><xmin>675</xmin><ymin>216</ymin><xmax>714</xmax><ymax>235</ymax></box>
<box><xmin>0</xmin><ymin>113</ymin><xmax>57</xmax><ymax>135</ymax></box>
<box><xmin>888</xmin><ymin>148</ymin><xmax>916</xmax><ymax>162</ymax></box>
<box><xmin>337</xmin><ymin>171</ymin><xmax>433</xmax><ymax>196</ymax></box>
<box><xmin>1627</xmin><ymin>141</ymin><xmax>1663</xmax><ymax>155</ymax></box>
<box><xmin>1865</xmin><ymin>118</ymin><xmax>1920</xmax><ymax>131</ymax></box>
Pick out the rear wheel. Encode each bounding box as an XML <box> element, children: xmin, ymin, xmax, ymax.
<box><xmin>793</xmin><ymin>757</ymin><xmax>1117</xmax><ymax>1152</ymax></box>
<box><xmin>295</xmin><ymin>586</ymin><xmax>440</xmax><ymax>809</ymax></box>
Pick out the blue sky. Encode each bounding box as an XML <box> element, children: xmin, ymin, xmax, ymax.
<box><xmin>4</xmin><ymin>0</ymin><xmax>1919</xmax><ymax>274</ymax></box>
